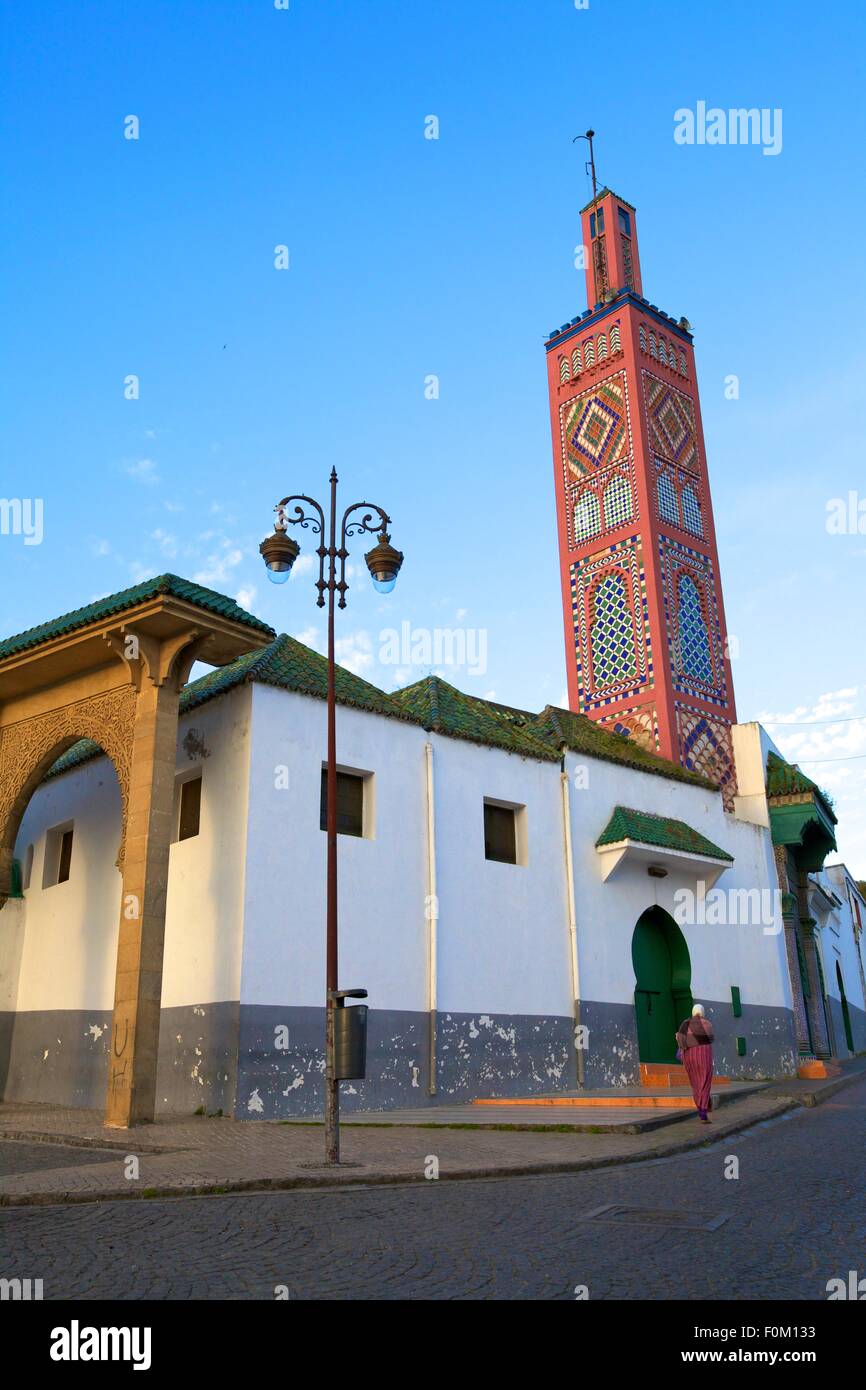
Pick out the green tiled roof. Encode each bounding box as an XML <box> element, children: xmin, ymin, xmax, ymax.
<box><xmin>579</xmin><ymin>186</ymin><xmax>636</xmax><ymax>215</ymax></box>
<box><xmin>182</xmin><ymin>633</ymin><xmax>413</xmax><ymax>722</ymax></box>
<box><xmin>45</xmin><ymin>633</ymin><xmax>414</xmax><ymax>780</ymax></box>
<box><xmin>392</xmin><ymin>677</ymin><xmax>560</xmax><ymax>761</ymax></box>
<box><xmin>0</xmin><ymin>573</ymin><xmax>274</xmax><ymax>663</ymax></box>
<box><xmin>40</xmin><ymin>628</ymin><xmax>723</xmax><ymax>793</ymax></box>
<box><xmin>766</xmin><ymin>751</ymin><xmax>836</xmax><ymax>824</ymax></box>
<box><xmin>595</xmin><ymin>806</ymin><xmax>733</xmax><ymax>862</ymax></box>
<box><xmin>533</xmin><ymin>705</ymin><xmax>716</xmax><ymax>789</ymax></box>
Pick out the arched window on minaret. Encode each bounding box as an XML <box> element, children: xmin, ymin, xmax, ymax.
<box><xmin>679</xmin><ymin>349</ymin><xmax>687</xmax><ymax>376</ymax></box>
<box><xmin>559</xmin><ymin>356</ymin><xmax>570</xmax><ymax>383</ymax></box>
<box><xmin>657</xmin><ymin>470</ymin><xmax>679</xmax><ymax>526</ymax></box>
<box><xmin>590</xmin><ymin>572</ymin><xmax>637</xmax><ymax>689</ymax></box>
<box><xmin>573</xmin><ymin>489</ymin><xmax>601</xmax><ymax>542</ymax></box>
<box><xmin>639</xmin><ymin>325</ymin><xmax>647</xmax><ymax>352</ymax></box>
<box><xmin>659</xmin><ymin>338</ymin><xmax>669</xmax><ymax>367</ymax></box>
<box><xmin>611</xmin><ymin>324</ymin><xmax>621</xmax><ymax>353</ymax></box>
<box><xmin>681</xmin><ymin>484</ymin><xmax>703</xmax><ymax>537</ymax></box>
<box><xmin>677</xmin><ymin>573</ymin><xmax>714</xmax><ymax>686</ymax></box>
<box><xmin>572</xmin><ymin>346</ymin><xmax>582</xmax><ymax>375</ymax></box>
<box><xmin>584</xmin><ymin>339</ymin><xmax>595</xmax><ymax>367</ymax></box>
<box><xmin>649</xmin><ymin>331</ymin><xmax>658</xmax><ymax>359</ymax></box>
<box><xmin>597</xmin><ymin>333</ymin><xmax>608</xmax><ymax>360</ymax></box>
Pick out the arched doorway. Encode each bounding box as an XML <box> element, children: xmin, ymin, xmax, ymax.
<box><xmin>836</xmin><ymin>962</ymin><xmax>855</xmax><ymax>1054</ymax></box>
<box><xmin>632</xmin><ymin>908</ymin><xmax>693</xmax><ymax>1064</ymax></box>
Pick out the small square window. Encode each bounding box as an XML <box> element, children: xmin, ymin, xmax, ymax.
<box><xmin>320</xmin><ymin>769</ymin><xmax>365</xmax><ymax>838</ymax></box>
<box><xmin>618</xmin><ymin>206</ymin><xmax>631</xmax><ymax>235</ymax></box>
<box><xmin>177</xmin><ymin>775</ymin><xmax>202</xmax><ymax>842</ymax></box>
<box><xmin>43</xmin><ymin>822</ymin><xmax>74</xmax><ymax>888</ymax></box>
<box><xmin>484</xmin><ymin>803</ymin><xmax>517</xmax><ymax>864</ymax></box>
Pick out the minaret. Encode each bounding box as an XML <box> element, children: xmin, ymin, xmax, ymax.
<box><xmin>544</xmin><ymin>153</ymin><xmax>738</xmax><ymax>805</ymax></box>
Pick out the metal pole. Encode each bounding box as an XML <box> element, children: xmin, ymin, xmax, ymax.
<box><xmin>325</xmin><ymin>467</ymin><xmax>339</xmax><ymax>1164</ymax></box>
<box><xmin>585</xmin><ymin>128</ymin><xmax>607</xmax><ymax>302</ymax></box>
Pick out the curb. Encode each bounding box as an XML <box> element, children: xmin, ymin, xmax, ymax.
<box><xmin>0</xmin><ymin>1094</ymin><xmax>798</xmax><ymax>1208</ymax></box>
<box><xmin>769</xmin><ymin>1063</ymin><xmax>866</xmax><ymax>1110</ymax></box>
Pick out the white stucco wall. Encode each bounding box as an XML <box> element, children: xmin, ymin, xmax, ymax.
<box><xmin>565</xmin><ymin>749</ymin><xmax>792</xmax><ymax>1014</ymax></box>
<box><xmin>7</xmin><ymin>682</ymin><xmax>252</xmax><ymax>1017</ymax></box>
<box><xmin>12</xmin><ymin>756</ymin><xmax>124</xmax><ymax>1013</ymax></box>
<box><xmin>240</xmin><ymin>683</ymin><xmax>429</xmax><ymax>1013</ymax></box>
<box><xmin>816</xmin><ymin>865</ymin><xmax>866</xmax><ymax>1019</ymax></box>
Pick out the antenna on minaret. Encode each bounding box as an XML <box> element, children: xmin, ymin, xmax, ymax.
<box><xmin>573</xmin><ymin>127</ymin><xmax>607</xmax><ymax>301</ymax></box>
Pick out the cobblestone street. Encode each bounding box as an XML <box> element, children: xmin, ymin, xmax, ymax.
<box><xmin>1</xmin><ymin>1077</ymin><xmax>864</xmax><ymax>1300</ymax></box>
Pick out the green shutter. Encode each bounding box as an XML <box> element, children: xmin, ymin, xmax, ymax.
<box><xmin>731</xmin><ymin>985</ymin><xmax>742</xmax><ymax>1018</ymax></box>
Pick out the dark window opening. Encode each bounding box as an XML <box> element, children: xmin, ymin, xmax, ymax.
<box><xmin>589</xmin><ymin>207</ymin><xmax>605</xmax><ymax>238</ymax></box>
<box><xmin>484</xmin><ymin>803</ymin><xmax>517</xmax><ymax>864</ymax></box>
<box><xmin>320</xmin><ymin>769</ymin><xmax>364</xmax><ymax>838</ymax></box>
<box><xmin>178</xmin><ymin>776</ymin><xmax>202</xmax><ymax>842</ymax></box>
<box><xmin>57</xmin><ymin>829</ymin><xmax>74</xmax><ymax>883</ymax></box>
<box><xmin>618</xmin><ymin>206</ymin><xmax>631</xmax><ymax>235</ymax></box>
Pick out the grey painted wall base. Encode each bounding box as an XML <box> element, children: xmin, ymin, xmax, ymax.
<box><xmin>236</xmin><ymin>1006</ymin><xmax>576</xmax><ymax>1118</ymax></box>
<box><xmin>0</xmin><ymin>995</ymin><xmax>805</xmax><ymax>1117</ymax></box>
<box><xmin>698</xmin><ymin>1000</ymin><xmax>798</xmax><ymax>1080</ymax></box>
<box><xmin>0</xmin><ymin>1003</ymin><xmax>240</xmax><ymax>1115</ymax></box>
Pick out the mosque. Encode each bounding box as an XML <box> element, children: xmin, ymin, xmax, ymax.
<box><xmin>0</xmin><ymin>181</ymin><xmax>863</xmax><ymax>1123</ymax></box>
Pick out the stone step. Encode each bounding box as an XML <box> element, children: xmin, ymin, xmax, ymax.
<box><xmin>796</xmin><ymin>1059</ymin><xmax>842</xmax><ymax>1080</ymax></box>
<box><xmin>640</xmin><ymin>1062</ymin><xmax>731</xmax><ymax>1088</ymax></box>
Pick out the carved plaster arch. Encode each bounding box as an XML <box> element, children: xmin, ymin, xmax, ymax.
<box><xmin>0</xmin><ymin>684</ymin><xmax>137</xmax><ymax>905</ymax></box>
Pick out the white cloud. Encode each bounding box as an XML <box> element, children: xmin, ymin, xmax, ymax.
<box><xmin>151</xmin><ymin>528</ymin><xmax>178</xmax><ymax>558</ymax></box>
<box><xmin>235</xmin><ymin>585</ymin><xmax>257</xmax><ymax>611</ymax></box>
<box><xmin>760</xmin><ymin>686</ymin><xmax>866</xmax><ymax>873</ymax></box>
<box><xmin>124</xmin><ymin>457</ymin><xmax>159</xmax><ymax>485</ymax></box>
<box><xmin>335</xmin><ymin>629</ymin><xmax>374</xmax><ymax>677</ymax></box>
<box><xmin>193</xmin><ymin>540</ymin><xmax>244</xmax><ymax>588</ymax></box>
<box><xmin>290</xmin><ymin>554</ymin><xmax>315</xmax><ymax>581</ymax></box>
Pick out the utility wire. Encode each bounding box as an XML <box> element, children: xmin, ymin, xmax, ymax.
<box><xmin>762</xmin><ymin>713</ymin><xmax>866</xmax><ymax>727</ymax></box>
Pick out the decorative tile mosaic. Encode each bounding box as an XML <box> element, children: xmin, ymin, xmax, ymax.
<box><xmin>598</xmin><ymin>703</ymin><xmax>658</xmax><ymax>752</ymax></box>
<box><xmin>681</xmin><ymin>483</ymin><xmax>703</xmax><ymax>536</ymax></box>
<box><xmin>560</xmin><ymin>371</ymin><xmax>630</xmax><ymax>479</ymax></box>
<box><xmin>591</xmin><ymin>573</ymin><xmax>638</xmax><ymax>688</ymax></box>
<box><xmin>677</xmin><ymin>574</ymin><xmax>713</xmax><ymax>685</ymax></box>
<box><xmin>570</xmin><ymin>537</ymin><xmax>652</xmax><ymax>711</ymax></box>
<box><xmin>574</xmin><ymin>488</ymin><xmax>601</xmax><ymax>542</ymax></box>
<box><xmin>678</xmin><ymin>708</ymin><xmax>737</xmax><ymax>810</ymax></box>
<box><xmin>657</xmin><ymin>469</ymin><xmax>679</xmax><ymax>525</ymax></box>
<box><xmin>658</xmin><ymin>535</ymin><xmax>728</xmax><ymax>706</ymax></box>
<box><xmin>567</xmin><ymin>461</ymin><xmax>636</xmax><ymax>548</ymax></box>
<box><xmin>603</xmin><ymin>473</ymin><xmax>633</xmax><ymax>529</ymax></box>
<box><xmin>644</xmin><ymin>372</ymin><xmax>699</xmax><ymax>471</ymax></box>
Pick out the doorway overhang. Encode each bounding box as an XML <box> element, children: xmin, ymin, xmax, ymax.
<box><xmin>595</xmin><ymin>805</ymin><xmax>734</xmax><ymax>886</ymax></box>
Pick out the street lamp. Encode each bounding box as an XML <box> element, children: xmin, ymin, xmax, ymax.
<box><xmin>260</xmin><ymin>467</ymin><xmax>403</xmax><ymax>1164</ymax></box>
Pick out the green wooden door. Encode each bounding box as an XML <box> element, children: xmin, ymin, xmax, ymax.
<box><xmin>632</xmin><ymin>910</ymin><xmax>693</xmax><ymax>1063</ymax></box>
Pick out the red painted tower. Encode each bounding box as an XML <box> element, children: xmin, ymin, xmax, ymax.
<box><xmin>545</xmin><ymin>184</ymin><xmax>738</xmax><ymax>804</ymax></box>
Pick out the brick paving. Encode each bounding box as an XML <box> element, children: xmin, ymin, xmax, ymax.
<box><xmin>1</xmin><ymin>1076</ymin><xmax>864</xmax><ymax>1299</ymax></box>
<box><xmin>0</xmin><ymin>1059</ymin><xmax>862</xmax><ymax>1206</ymax></box>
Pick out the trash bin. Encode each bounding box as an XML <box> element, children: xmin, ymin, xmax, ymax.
<box><xmin>334</xmin><ymin>991</ymin><xmax>368</xmax><ymax>1080</ymax></box>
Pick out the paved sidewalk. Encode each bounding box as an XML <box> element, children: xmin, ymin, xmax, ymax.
<box><xmin>1</xmin><ymin>1057</ymin><xmax>863</xmax><ymax>1206</ymax></box>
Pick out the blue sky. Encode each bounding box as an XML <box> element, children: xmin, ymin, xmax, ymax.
<box><xmin>1</xmin><ymin>0</ymin><xmax>864</xmax><ymax>865</ymax></box>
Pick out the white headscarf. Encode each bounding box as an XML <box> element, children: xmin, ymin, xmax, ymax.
<box><xmin>692</xmin><ymin>1004</ymin><xmax>705</xmax><ymax>1017</ymax></box>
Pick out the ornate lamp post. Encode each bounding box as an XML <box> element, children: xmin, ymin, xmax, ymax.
<box><xmin>260</xmin><ymin>468</ymin><xmax>403</xmax><ymax>1164</ymax></box>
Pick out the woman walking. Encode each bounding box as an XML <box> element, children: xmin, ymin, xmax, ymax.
<box><xmin>676</xmin><ymin>1004</ymin><xmax>714</xmax><ymax>1123</ymax></box>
